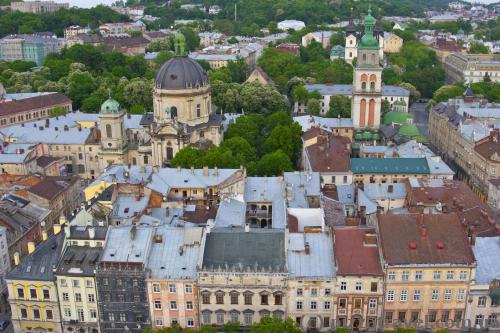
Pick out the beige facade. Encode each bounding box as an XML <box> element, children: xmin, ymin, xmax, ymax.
<box><xmin>287</xmin><ymin>280</ymin><xmax>336</xmax><ymax>331</ymax></box>
<box><xmin>383</xmin><ymin>267</ymin><xmax>474</xmax><ymax>328</ymax></box>
<box><xmin>198</xmin><ymin>271</ymin><xmax>287</xmax><ymax>327</ymax></box>
<box><xmin>383</xmin><ymin>33</ymin><xmax>403</xmax><ymax>53</ymax></box>
<box><xmin>445</xmin><ymin>53</ymin><xmax>500</xmax><ymax>84</ymax></box>
<box><xmin>466</xmin><ymin>279</ymin><xmax>500</xmax><ymax>331</ymax></box>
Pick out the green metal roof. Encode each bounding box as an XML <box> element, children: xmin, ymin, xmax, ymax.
<box><xmin>359</xmin><ymin>5</ymin><xmax>378</xmax><ymax>49</ymax></box>
<box><xmin>382</xmin><ymin>111</ymin><xmax>411</xmax><ymax>125</ymax></box>
<box><xmin>351</xmin><ymin>158</ymin><xmax>430</xmax><ymax>174</ymax></box>
<box><xmin>100</xmin><ymin>98</ymin><xmax>121</xmax><ymax>114</ymax></box>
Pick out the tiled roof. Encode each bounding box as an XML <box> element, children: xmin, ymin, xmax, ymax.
<box><xmin>28</xmin><ymin>176</ymin><xmax>77</xmax><ymax>201</ymax></box>
<box><xmin>333</xmin><ymin>227</ymin><xmax>383</xmax><ymax>276</ymax></box>
<box><xmin>0</xmin><ymin>93</ymin><xmax>71</xmax><ymax>116</ymax></box>
<box><xmin>378</xmin><ymin>213</ymin><xmax>475</xmax><ymax>266</ymax></box>
<box><xmin>306</xmin><ymin>134</ymin><xmax>351</xmax><ymax>173</ymax></box>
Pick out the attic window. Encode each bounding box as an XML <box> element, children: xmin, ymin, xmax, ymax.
<box><xmin>184</xmin><ymin>180</ymin><xmax>188</xmax><ymax>183</ymax></box>
<box><xmin>124</xmin><ymin>208</ymin><xmax>130</xmax><ymax>213</ymax></box>
<box><xmin>170</xmin><ymin>74</ymin><xmax>177</xmax><ymax>80</ymax></box>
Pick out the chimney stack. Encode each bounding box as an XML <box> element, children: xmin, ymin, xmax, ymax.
<box><xmin>14</xmin><ymin>252</ymin><xmax>20</xmax><ymax>266</ymax></box>
<box><xmin>470</xmin><ymin>229</ymin><xmax>477</xmax><ymax>246</ymax></box>
<box><xmin>88</xmin><ymin>227</ymin><xmax>95</xmax><ymax>239</ymax></box>
<box><xmin>53</xmin><ymin>224</ymin><xmax>61</xmax><ymax>235</ymax></box>
<box><xmin>203</xmin><ymin>166</ymin><xmax>209</xmax><ymax>176</ymax></box>
<box><xmin>42</xmin><ymin>230</ymin><xmax>48</xmax><ymax>241</ymax></box>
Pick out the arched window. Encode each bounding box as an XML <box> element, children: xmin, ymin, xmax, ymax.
<box><xmin>359</xmin><ymin>99</ymin><xmax>366</xmax><ymax>128</ymax></box>
<box><xmin>369</xmin><ymin>74</ymin><xmax>377</xmax><ymax>82</ymax></box>
<box><xmin>105</xmin><ymin>124</ymin><xmax>112</xmax><ymax>138</ymax></box>
<box><xmin>363</xmin><ymin>54</ymin><xmax>366</xmax><ymax>61</ymax></box>
<box><xmin>170</xmin><ymin>106</ymin><xmax>177</xmax><ymax>119</ymax></box>
<box><xmin>370</xmin><ymin>81</ymin><xmax>375</xmax><ymax>91</ymax></box>
<box><xmin>362</xmin><ymin>82</ymin><xmax>367</xmax><ymax>90</ymax></box>
<box><xmin>196</xmin><ymin>104</ymin><xmax>201</xmax><ymax>118</ymax></box>
<box><xmin>132</xmin><ymin>157</ymin><xmax>137</xmax><ymax>165</ymax></box>
<box><xmin>361</xmin><ymin>74</ymin><xmax>368</xmax><ymax>81</ymax></box>
<box><xmin>166</xmin><ymin>147</ymin><xmax>174</xmax><ymax>160</ymax></box>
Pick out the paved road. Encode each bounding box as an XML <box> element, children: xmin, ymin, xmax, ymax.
<box><xmin>410</xmin><ymin>102</ymin><xmax>429</xmax><ymax>137</ymax></box>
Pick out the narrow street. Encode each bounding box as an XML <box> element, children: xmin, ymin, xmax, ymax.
<box><xmin>410</xmin><ymin>102</ymin><xmax>429</xmax><ymax>137</ymax></box>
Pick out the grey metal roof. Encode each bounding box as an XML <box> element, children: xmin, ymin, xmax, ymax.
<box><xmin>293</xmin><ymin>115</ymin><xmax>353</xmax><ymax>132</ymax></box>
<box><xmin>364</xmin><ymin>183</ymin><xmax>407</xmax><ymax>200</ymax></box>
<box><xmin>283</xmin><ymin>172</ymin><xmax>321</xmax><ymax>208</ymax></box>
<box><xmin>146</xmin><ymin>227</ymin><xmax>203</xmax><ymax>280</ymax></box>
<box><xmin>201</xmin><ymin>229</ymin><xmax>286</xmax><ymax>272</ymax></box>
<box><xmin>155</xmin><ymin>56</ymin><xmax>208</xmax><ymax>90</ymax></box>
<box><xmin>7</xmin><ymin>233</ymin><xmax>64</xmax><ymax>281</ymax></box>
<box><xmin>357</xmin><ymin>189</ymin><xmax>378</xmax><ymax>215</ymax></box>
<box><xmin>55</xmin><ymin>245</ymin><xmax>102</xmax><ymax>277</ymax></box>
<box><xmin>288</xmin><ymin>232</ymin><xmax>335</xmax><ymax>279</ymax></box>
<box><xmin>100</xmin><ymin>225</ymin><xmax>153</xmax><ymax>264</ymax></box>
<box><xmin>67</xmin><ymin>225</ymin><xmax>108</xmax><ymax>241</ymax></box>
<box><xmin>214</xmin><ymin>198</ymin><xmax>246</xmax><ymax>228</ymax></box>
<box><xmin>473</xmin><ymin>237</ymin><xmax>500</xmax><ymax>284</ymax></box>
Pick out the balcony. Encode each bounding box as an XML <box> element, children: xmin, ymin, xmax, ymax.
<box><xmin>368</xmin><ymin>309</ymin><xmax>377</xmax><ymax>316</ymax></box>
<box><xmin>353</xmin><ymin>309</ymin><xmax>362</xmax><ymax>315</ymax></box>
<box><xmin>246</xmin><ymin>209</ymin><xmax>272</xmax><ymax>218</ymax></box>
<box><xmin>338</xmin><ymin>309</ymin><xmax>347</xmax><ymax>315</ymax></box>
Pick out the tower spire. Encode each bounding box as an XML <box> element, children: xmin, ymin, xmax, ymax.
<box><xmin>174</xmin><ymin>32</ymin><xmax>187</xmax><ymax>56</ymax></box>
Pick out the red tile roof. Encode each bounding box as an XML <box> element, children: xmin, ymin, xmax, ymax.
<box><xmin>378</xmin><ymin>213</ymin><xmax>475</xmax><ymax>266</ymax></box>
<box><xmin>474</xmin><ymin>130</ymin><xmax>500</xmax><ymax>162</ymax></box>
<box><xmin>405</xmin><ymin>179</ymin><xmax>500</xmax><ymax>237</ymax></box>
<box><xmin>305</xmin><ymin>133</ymin><xmax>351</xmax><ymax>173</ymax></box>
<box><xmin>333</xmin><ymin>227</ymin><xmax>383</xmax><ymax>276</ymax></box>
<box><xmin>0</xmin><ymin>93</ymin><xmax>71</xmax><ymax>116</ymax></box>
<box><xmin>27</xmin><ymin>176</ymin><xmax>78</xmax><ymax>201</ymax></box>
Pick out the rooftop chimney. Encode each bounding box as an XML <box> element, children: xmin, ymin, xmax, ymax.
<box><xmin>53</xmin><ymin>224</ymin><xmax>61</xmax><ymax>235</ymax></box>
<box><xmin>203</xmin><ymin>166</ymin><xmax>209</xmax><ymax>176</ymax></box>
<box><xmin>88</xmin><ymin>227</ymin><xmax>95</xmax><ymax>239</ymax></box>
<box><xmin>42</xmin><ymin>230</ymin><xmax>48</xmax><ymax>241</ymax></box>
<box><xmin>364</xmin><ymin>232</ymin><xmax>377</xmax><ymax>245</ymax></box>
<box><xmin>14</xmin><ymin>252</ymin><xmax>20</xmax><ymax>266</ymax></box>
<box><xmin>27</xmin><ymin>241</ymin><xmax>35</xmax><ymax>254</ymax></box>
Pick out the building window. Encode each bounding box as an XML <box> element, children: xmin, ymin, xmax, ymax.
<box><xmin>77</xmin><ymin>308</ymin><xmax>84</xmax><ymax>321</ymax></box>
<box><xmin>90</xmin><ymin>309</ymin><xmax>97</xmax><ymax>320</ymax></box>
<box><xmin>120</xmin><ymin>313</ymin><xmax>126</xmax><ymax>322</ymax></box>
<box><xmin>155</xmin><ymin>317</ymin><xmax>164</xmax><ymax>326</ymax></box>
<box><xmin>354</xmin><ymin>298</ymin><xmax>362</xmax><ymax>309</ymax></box>
<box><xmin>324</xmin><ymin>301</ymin><xmax>331</xmax><ymax>310</ymax></box>
<box><xmin>478</xmin><ymin>296</ymin><xmax>487</xmax><ymax>307</ymax></box>
<box><xmin>64</xmin><ymin>307</ymin><xmax>71</xmax><ymax>318</ymax></box>
<box><xmin>459</xmin><ymin>271</ymin><xmax>467</xmax><ymax>280</ymax></box>
<box><xmin>170</xmin><ymin>301</ymin><xmax>177</xmax><ymax>310</ymax></box>
<box><xmin>339</xmin><ymin>298</ymin><xmax>347</xmax><ymax>308</ymax></box>
<box><xmin>153</xmin><ymin>284</ymin><xmax>160</xmax><ymax>293</ymax></box>
<box><xmin>216</xmin><ymin>313</ymin><xmax>224</xmax><ymax>325</ymax></box>
<box><xmin>296</xmin><ymin>288</ymin><xmax>303</xmax><ymax>296</ymax></box>
<box><xmin>444</xmin><ymin>289</ymin><xmax>452</xmax><ymax>301</ymax></box>
<box><xmin>310</xmin><ymin>301</ymin><xmax>317</xmax><ymax>310</ymax></box>
<box><xmin>402</xmin><ymin>271</ymin><xmax>409</xmax><ymax>281</ymax></box>
<box><xmin>385</xmin><ymin>311</ymin><xmax>393</xmax><ymax>324</ymax></box>
<box><xmin>433</xmin><ymin>271</ymin><xmax>441</xmax><ymax>280</ymax></box>
<box><xmin>186</xmin><ymin>301</ymin><xmax>193</xmax><ymax>310</ymax></box>
<box><xmin>400</xmin><ymin>290</ymin><xmax>408</xmax><ymax>302</ymax></box>
<box><xmin>370</xmin><ymin>282</ymin><xmax>378</xmax><ymax>292</ymax></box>
<box><xmin>388</xmin><ymin>272</ymin><xmax>396</xmax><ymax>280</ymax></box>
<box><xmin>457</xmin><ymin>289</ymin><xmax>465</xmax><ymax>301</ymax></box>
<box><xmin>340</xmin><ymin>281</ymin><xmax>347</xmax><ymax>291</ymax></box>
<box><xmin>231</xmin><ymin>293</ymin><xmax>238</xmax><ymax>305</ymax></box>
<box><xmin>355</xmin><ymin>282</ymin><xmax>362</xmax><ymax>291</ymax></box>
<box><xmin>154</xmin><ymin>301</ymin><xmax>162</xmax><ymax>310</ymax></box>
<box><xmin>442</xmin><ymin>310</ymin><xmax>450</xmax><ymax>322</ymax></box>
<box><xmin>311</xmin><ymin>288</ymin><xmax>318</xmax><ymax>296</ymax></box>
<box><xmin>428</xmin><ymin>311</ymin><xmax>437</xmax><ymax>323</ymax></box>
<box><xmin>43</xmin><ymin>289</ymin><xmax>50</xmax><ymax>299</ymax></box>
<box><xmin>476</xmin><ymin>315</ymin><xmax>484</xmax><ymax>326</ymax></box>
<box><xmin>244</xmin><ymin>313</ymin><xmax>253</xmax><ymax>325</ymax></box>
<box><xmin>244</xmin><ymin>293</ymin><xmax>252</xmax><ymax>305</ymax></box>
<box><xmin>413</xmin><ymin>289</ymin><xmax>421</xmax><ymax>301</ymax></box>
<box><xmin>88</xmin><ymin>294</ymin><xmax>95</xmax><ymax>302</ymax></box>
<box><xmin>75</xmin><ymin>293</ymin><xmax>82</xmax><ymax>302</ymax></box>
<box><xmin>202</xmin><ymin>313</ymin><xmax>211</xmax><ymax>325</ymax></box>
<box><xmin>369</xmin><ymin>299</ymin><xmax>377</xmax><ymax>309</ymax></box>
<box><xmin>196</xmin><ymin>104</ymin><xmax>201</xmax><ymax>118</ymax></box>
<box><xmin>296</xmin><ymin>301</ymin><xmax>303</xmax><ymax>310</ymax></box>
<box><xmin>447</xmin><ymin>271</ymin><xmax>454</xmax><ymax>280</ymax></box>
<box><xmin>187</xmin><ymin>318</ymin><xmax>195</xmax><ymax>327</ymax></box>
<box><xmin>105</xmin><ymin>124</ymin><xmax>112</xmax><ymax>138</ymax></box>
<box><xmin>30</xmin><ymin>288</ymin><xmax>37</xmax><ymax>299</ymax></box>
<box><xmin>185</xmin><ymin>284</ymin><xmax>193</xmax><ymax>293</ymax></box>
<box><xmin>216</xmin><ymin>292</ymin><xmax>224</xmax><ymax>304</ymax></box>
<box><xmin>261</xmin><ymin>294</ymin><xmax>268</xmax><ymax>305</ymax></box>
<box><xmin>431</xmin><ymin>290</ymin><xmax>439</xmax><ymax>301</ymax></box>
<box><xmin>202</xmin><ymin>292</ymin><xmax>210</xmax><ymax>304</ymax></box>
<box><xmin>20</xmin><ymin>308</ymin><xmax>27</xmax><ymax>319</ymax></box>
<box><xmin>325</xmin><ymin>288</ymin><xmax>331</xmax><ymax>296</ymax></box>
<box><xmin>46</xmin><ymin>309</ymin><xmax>53</xmax><ymax>320</ymax></box>
<box><xmin>169</xmin><ymin>284</ymin><xmax>176</xmax><ymax>293</ymax></box>
<box><xmin>86</xmin><ymin>280</ymin><xmax>93</xmax><ymax>288</ymax></box>
<box><xmin>274</xmin><ymin>294</ymin><xmax>282</xmax><ymax>305</ymax></box>
<box><xmin>387</xmin><ymin>290</ymin><xmax>395</xmax><ymax>301</ymax></box>
<box><xmin>415</xmin><ymin>271</ymin><xmax>423</xmax><ymax>281</ymax></box>
<box><xmin>33</xmin><ymin>308</ymin><xmax>40</xmax><ymax>319</ymax></box>
<box><xmin>454</xmin><ymin>311</ymin><xmax>463</xmax><ymax>321</ymax></box>
<box><xmin>108</xmin><ymin>313</ymin><xmax>114</xmax><ymax>321</ymax></box>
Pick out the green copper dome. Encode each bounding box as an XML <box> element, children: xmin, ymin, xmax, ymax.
<box><xmin>359</xmin><ymin>5</ymin><xmax>379</xmax><ymax>49</ymax></box>
<box><xmin>100</xmin><ymin>98</ymin><xmax>121</xmax><ymax>114</ymax></box>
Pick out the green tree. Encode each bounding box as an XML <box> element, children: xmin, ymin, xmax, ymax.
<box><xmin>432</xmin><ymin>84</ymin><xmax>465</xmax><ymax>103</ymax></box>
<box><xmin>179</xmin><ymin>27</ymin><xmax>200</xmax><ymax>51</ymax></box>
<box><xmin>239</xmin><ymin>81</ymin><xmax>286</xmax><ymax>114</ymax></box>
<box><xmin>382</xmin><ymin>99</ymin><xmax>391</xmax><ymax>115</ymax></box>
<box><xmin>327</xmin><ymin>95</ymin><xmax>351</xmax><ymax>118</ymax></box>
<box><xmin>399</xmin><ymin>82</ymin><xmax>421</xmax><ymax>103</ymax></box>
<box><xmin>123</xmin><ymin>78</ymin><xmax>153</xmax><ymax>111</ymax></box>
<box><xmin>225</xmin><ymin>114</ymin><xmax>265</xmax><ymax>149</ymax></box>
<box><xmin>227</xmin><ymin>58</ymin><xmax>250</xmax><ymax>83</ymax></box>
<box><xmin>48</xmin><ymin>106</ymin><xmax>66</xmax><ymax>117</ymax></box>
<box><xmin>170</xmin><ymin>147</ymin><xmax>205</xmax><ymax>168</ymax></box>
<box><xmin>255</xmin><ymin>150</ymin><xmax>294</xmax><ymax>176</ymax></box>
<box><xmin>263</xmin><ymin>123</ymin><xmax>302</xmax><ymax>163</ymax></box>
<box><xmin>469</xmin><ymin>42</ymin><xmax>489</xmax><ymax>54</ymax></box>
<box><xmin>220</xmin><ymin>136</ymin><xmax>257</xmax><ymax>165</ymax></box>
<box><xmin>208</xmin><ymin>67</ymin><xmax>233</xmax><ymax>83</ymax></box>
<box><xmin>248</xmin><ymin>316</ymin><xmax>302</xmax><ymax>333</ymax></box>
<box><xmin>66</xmin><ymin>70</ymin><xmax>97</xmax><ymax>110</ymax></box>
<box><xmin>307</xmin><ymin>98</ymin><xmax>321</xmax><ymax>115</ymax></box>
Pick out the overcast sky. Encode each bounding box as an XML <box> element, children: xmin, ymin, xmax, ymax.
<box><xmin>53</xmin><ymin>0</ymin><xmax>115</xmax><ymax>8</ymax></box>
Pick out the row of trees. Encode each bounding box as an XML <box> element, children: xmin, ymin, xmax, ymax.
<box><xmin>171</xmin><ymin>112</ymin><xmax>302</xmax><ymax>176</ymax></box>
<box><xmin>432</xmin><ymin>81</ymin><xmax>500</xmax><ymax>104</ymax></box>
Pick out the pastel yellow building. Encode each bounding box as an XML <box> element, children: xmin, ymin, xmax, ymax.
<box><xmin>6</xmin><ymin>233</ymin><xmax>65</xmax><ymax>333</ymax></box>
<box><xmin>378</xmin><ymin>213</ymin><xmax>476</xmax><ymax>329</ymax></box>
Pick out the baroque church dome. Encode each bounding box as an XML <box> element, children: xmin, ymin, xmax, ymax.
<box><xmin>100</xmin><ymin>97</ymin><xmax>121</xmax><ymax>114</ymax></box>
<box><xmin>155</xmin><ymin>57</ymin><xmax>208</xmax><ymax>90</ymax></box>
<box><xmin>154</xmin><ymin>31</ymin><xmax>208</xmax><ymax>90</ymax></box>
